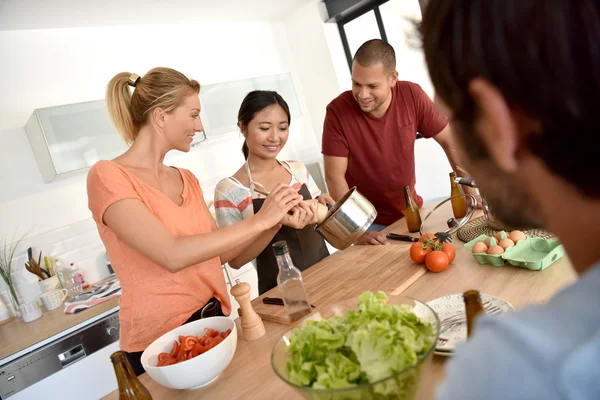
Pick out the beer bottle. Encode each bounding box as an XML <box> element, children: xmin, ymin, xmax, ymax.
<box><xmin>402</xmin><ymin>185</ymin><xmax>422</xmax><ymax>233</ymax></box>
<box><xmin>110</xmin><ymin>351</ymin><xmax>153</xmax><ymax>399</ymax></box>
<box><xmin>463</xmin><ymin>290</ymin><xmax>485</xmax><ymax>338</ymax></box>
<box><xmin>450</xmin><ymin>172</ymin><xmax>468</xmax><ymax>219</ymax></box>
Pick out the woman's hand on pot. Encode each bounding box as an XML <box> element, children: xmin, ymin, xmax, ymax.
<box><xmin>255</xmin><ymin>184</ymin><xmax>302</xmax><ymax>229</ymax></box>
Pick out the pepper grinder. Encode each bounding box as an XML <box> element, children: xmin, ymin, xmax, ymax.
<box><xmin>230</xmin><ymin>283</ymin><xmax>265</xmax><ymax>341</ymax></box>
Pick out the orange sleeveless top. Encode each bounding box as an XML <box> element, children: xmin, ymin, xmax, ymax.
<box><xmin>87</xmin><ymin>160</ymin><xmax>231</xmax><ymax>352</ymax></box>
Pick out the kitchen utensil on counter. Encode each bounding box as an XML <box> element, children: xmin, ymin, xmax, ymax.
<box><xmin>141</xmin><ymin>317</ymin><xmax>237</xmax><ymax>390</ymax></box>
<box><xmin>230</xmin><ymin>282</ymin><xmax>265</xmax><ymax>341</ymax></box>
<box><xmin>263</xmin><ymin>297</ymin><xmax>316</xmax><ymax>308</ymax></box>
<box><xmin>38</xmin><ymin>275</ymin><xmax>60</xmax><ymax>294</ymax></box>
<box><xmin>427</xmin><ymin>293</ymin><xmax>514</xmax><ymax>356</ymax></box>
<box><xmin>386</xmin><ymin>233</ymin><xmax>419</xmax><ymax>242</ymax></box>
<box><xmin>40</xmin><ymin>288</ymin><xmax>68</xmax><ymax>311</ymax></box>
<box><xmin>315</xmin><ymin>187</ymin><xmax>377</xmax><ymax>250</ymax></box>
<box><xmin>19</xmin><ymin>300</ymin><xmax>43</xmax><ymax>323</ymax></box>
<box><xmin>271</xmin><ymin>295</ymin><xmax>440</xmax><ymax>400</ymax></box>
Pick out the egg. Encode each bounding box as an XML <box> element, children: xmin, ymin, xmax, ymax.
<box><xmin>499</xmin><ymin>238</ymin><xmax>515</xmax><ymax>250</ymax></box>
<box><xmin>487</xmin><ymin>245</ymin><xmax>505</xmax><ymax>255</ymax></box>
<box><xmin>472</xmin><ymin>242</ymin><xmax>489</xmax><ymax>253</ymax></box>
<box><xmin>509</xmin><ymin>230</ymin><xmax>527</xmax><ymax>243</ymax></box>
<box><xmin>483</xmin><ymin>237</ymin><xmax>491</xmax><ymax>247</ymax></box>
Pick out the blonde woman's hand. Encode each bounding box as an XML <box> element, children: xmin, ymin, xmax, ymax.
<box><xmin>281</xmin><ymin>201</ymin><xmax>318</xmax><ymax>229</ymax></box>
<box><xmin>255</xmin><ymin>184</ymin><xmax>302</xmax><ymax>229</ymax></box>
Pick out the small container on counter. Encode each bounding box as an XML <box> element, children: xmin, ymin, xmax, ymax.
<box><xmin>20</xmin><ymin>300</ymin><xmax>43</xmax><ymax>323</ymax></box>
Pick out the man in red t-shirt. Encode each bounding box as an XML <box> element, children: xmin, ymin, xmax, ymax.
<box><xmin>322</xmin><ymin>39</ymin><xmax>474</xmax><ymax>244</ymax></box>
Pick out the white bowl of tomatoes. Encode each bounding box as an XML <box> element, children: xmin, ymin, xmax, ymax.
<box><xmin>141</xmin><ymin>316</ymin><xmax>237</xmax><ymax>389</ymax></box>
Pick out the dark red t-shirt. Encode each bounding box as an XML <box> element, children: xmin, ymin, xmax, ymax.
<box><xmin>322</xmin><ymin>81</ymin><xmax>448</xmax><ymax>225</ymax></box>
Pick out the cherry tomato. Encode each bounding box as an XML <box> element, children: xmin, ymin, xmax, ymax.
<box><xmin>169</xmin><ymin>340</ymin><xmax>180</xmax><ymax>358</ymax></box>
<box><xmin>182</xmin><ymin>336</ymin><xmax>198</xmax><ymax>352</ymax></box>
<box><xmin>205</xmin><ymin>328</ymin><xmax>219</xmax><ymax>338</ymax></box>
<box><xmin>441</xmin><ymin>243</ymin><xmax>456</xmax><ymax>263</ymax></box>
<box><xmin>419</xmin><ymin>233</ymin><xmax>436</xmax><ymax>243</ymax></box>
<box><xmin>425</xmin><ymin>251</ymin><xmax>450</xmax><ymax>272</ymax></box>
<box><xmin>410</xmin><ymin>242</ymin><xmax>429</xmax><ymax>264</ymax></box>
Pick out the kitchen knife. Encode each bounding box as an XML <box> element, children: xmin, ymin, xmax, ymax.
<box><xmin>386</xmin><ymin>233</ymin><xmax>419</xmax><ymax>242</ymax></box>
<box><xmin>263</xmin><ymin>297</ymin><xmax>316</xmax><ymax>308</ymax></box>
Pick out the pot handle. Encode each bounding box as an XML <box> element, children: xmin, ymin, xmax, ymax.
<box><xmin>456</xmin><ymin>177</ymin><xmax>477</xmax><ymax>188</ymax></box>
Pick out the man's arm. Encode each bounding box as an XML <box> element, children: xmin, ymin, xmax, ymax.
<box><xmin>323</xmin><ymin>155</ymin><xmax>350</xmax><ymax>202</ymax></box>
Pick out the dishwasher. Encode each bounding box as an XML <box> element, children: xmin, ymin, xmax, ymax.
<box><xmin>0</xmin><ymin>310</ymin><xmax>120</xmax><ymax>400</ymax></box>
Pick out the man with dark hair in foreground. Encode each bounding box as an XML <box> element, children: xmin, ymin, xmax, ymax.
<box><xmin>421</xmin><ymin>1</ymin><xmax>600</xmax><ymax>398</ymax></box>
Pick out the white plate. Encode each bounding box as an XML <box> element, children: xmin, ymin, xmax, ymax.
<box><xmin>427</xmin><ymin>293</ymin><xmax>514</xmax><ymax>355</ymax></box>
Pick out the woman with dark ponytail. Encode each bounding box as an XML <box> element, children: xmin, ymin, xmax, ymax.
<box><xmin>214</xmin><ymin>90</ymin><xmax>335</xmax><ymax>294</ymax></box>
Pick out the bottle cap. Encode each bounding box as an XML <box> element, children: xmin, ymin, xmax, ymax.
<box><xmin>272</xmin><ymin>240</ymin><xmax>289</xmax><ymax>256</ymax></box>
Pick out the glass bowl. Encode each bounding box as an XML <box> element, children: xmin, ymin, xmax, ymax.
<box><xmin>271</xmin><ymin>295</ymin><xmax>440</xmax><ymax>400</ymax></box>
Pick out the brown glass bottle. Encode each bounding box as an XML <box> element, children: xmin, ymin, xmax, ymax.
<box><xmin>402</xmin><ymin>185</ymin><xmax>422</xmax><ymax>233</ymax></box>
<box><xmin>463</xmin><ymin>290</ymin><xmax>485</xmax><ymax>338</ymax></box>
<box><xmin>110</xmin><ymin>351</ymin><xmax>153</xmax><ymax>400</ymax></box>
<box><xmin>449</xmin><ymin>172</ymin><xmax>468</xmax><ymax>219</ymax></box>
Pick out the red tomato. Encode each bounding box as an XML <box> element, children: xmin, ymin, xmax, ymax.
<box><xmin>221</xmin><ymin>328</ymin><xmax>232</xmax><ymax>339</ymax></box>
<box><xmin>425</xmin><ymin>251</ymin><xmax>450</xmax><ymax>272</ymax></box>
<box><xmin>161</xmin><ymin>356</ymin><xmax>177</xmax><ymax>366</ymax></box>
<box><xmin>169</xmin><ymin>340</ymin><xmax>180</xmax><ymax>358</ymax></box>
<box><xmin>419</xmin><ymin>233</ymin><xmax>436</xmax><ymax>243</ymax></box>
<box><xmin>158</xmin><ymin>353</ymin><xmax>171</xmax><ymax>363</ymax></box>
<box><xmin>182</xmin><ymin>336</ymin><xmax>198</xmax><ymax>352</ymax></box>
<box><xmin>205</xmin><ymin>328</ymin><xmax>219</xmax><ymax>338</ymax></box>
<box><xmin>410</xmin><ymin>242</ymin><xmax>429</xmax><ymax>264</ymax></box>
<box><xmin>442</xmin><ymin>243</ymin><xmax>456</xmax><ymax>263</ymax></box>
<box><xmin>191</xmin><ymin>343</ymin><xmax>208</xmax><ymax>357</ymax></box>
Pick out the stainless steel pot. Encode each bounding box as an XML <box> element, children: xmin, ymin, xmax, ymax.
<box><xmin>314</xmin><ymin>187</ymin><xmax>377</xmax><ymax>250</ymax></box>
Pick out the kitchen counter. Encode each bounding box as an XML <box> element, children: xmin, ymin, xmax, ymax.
<box><xmin>103</xmin><ymin>210</ymin><xmax>576</xmax><ymax>400</ymax></box>
<box><xmin>0</xmin><ymin>297</ymin><xmax>119</xmax><ymax>364</ymax></box>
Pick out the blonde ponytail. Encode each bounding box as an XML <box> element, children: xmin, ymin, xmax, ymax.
<box><xmin>105</xmin><ymin>68</ymin><xmax>200</xmax><ymax>146</ymax></box>
<box><xmin>106</xmin><ymin>72</ymin><xmax>138</xmax><ymax>145</ymax></box>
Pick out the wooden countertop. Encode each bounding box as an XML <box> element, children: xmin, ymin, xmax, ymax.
<box><xmin>0</xmin><ymin>297</ymin><xmax>120</xmax><ymax>363</ymax></box>
<box><xmin>103</xmin><ymin>210</ymin><xmax>576</xmax><ymax>400</ymax></box>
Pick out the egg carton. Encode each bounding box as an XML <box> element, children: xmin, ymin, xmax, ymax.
<box><xmin>464</xmin><ymin>234</ymin><xmax>565</xmax><ymax>271</ymax></box>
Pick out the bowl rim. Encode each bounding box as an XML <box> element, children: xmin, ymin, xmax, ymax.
<box><xmin>142</xmin><ymin>316</ymin><xmax>235</xmax><ymax>371</ymax></box>
<box><xmin>270</xmin><ymin>295</ymin><xmax>441</xmax><ymax>393</ymax></box>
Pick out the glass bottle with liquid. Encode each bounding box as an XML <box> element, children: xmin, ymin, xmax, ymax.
<box><xmin>110</xmin><ymin>351</ymin><xmax>153</xmax><ymax>399</ymax></box>
<box><xmin>463</xmin><ymin>290</ymin><xmax>485</xmax><ymax>338</ymax></box>
<box><xmin>450</xmin><ymin>172</ymin><xmax>468</xmax><ymax>219</ymax></box>
<box><xmin>402</xmin><ymin>185</ymin><xmax>422</xmax><ymax>233</ymax></box>
<box><xmin>273</xmin><ymin>241</ymin><xmax>312</xmax><ymax>322</ymax></box>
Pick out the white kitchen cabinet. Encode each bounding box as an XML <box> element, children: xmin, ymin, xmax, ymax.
<box><xmin>25</xmin><ymin>100</ymin><xmax>128</xmax><ymax>183</ymax></box>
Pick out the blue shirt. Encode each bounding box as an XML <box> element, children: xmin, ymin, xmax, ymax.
<box><xmin>437</xmin><ymin>262</ymin><xmax>600</xmax><ymax>400</ymax></box>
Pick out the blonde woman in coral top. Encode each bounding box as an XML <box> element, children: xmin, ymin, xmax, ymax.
<box><xmin>87</xmin><ymin>68</ymin><xmax>307</xmax><ymax>375</ymax></box>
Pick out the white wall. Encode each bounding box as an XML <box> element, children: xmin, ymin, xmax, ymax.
<box><xmin>281</xmin><ymin>0</ymin><xmax>345</xmax><ymax>154</ymax></box>
<box><xmin>0</xmin><ymin>22</ymin><xmax>321</xmax><ymax>241</ymax></box>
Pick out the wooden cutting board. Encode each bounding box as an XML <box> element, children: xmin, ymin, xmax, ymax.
<box><xmin>248</xmin><ymin>239</ymin><xmax>427</xmax><ymax>325</ymax></box>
